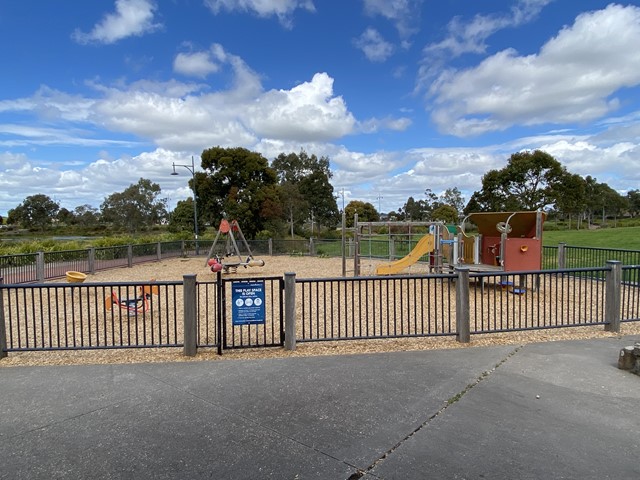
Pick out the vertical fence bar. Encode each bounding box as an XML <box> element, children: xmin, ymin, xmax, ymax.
<box><xmin>284</xmin><ymin>272</ymin><xmax>296</xmax><ymax>351</ymax></box>
<box><xmin>456</xmin><ymin>267</ymin><xmax>470</xmax><ymax>343</ymax></box>
<box><xmin>605</xmin><ymin>260</ymin><xmax>622</xmax><ymax>332</ymax></box>
<box><xmin>183</xmin><ymin>274</ymin><xmax>197</xmax><ymax>356</ymax></box>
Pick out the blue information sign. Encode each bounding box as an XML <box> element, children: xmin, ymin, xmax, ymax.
<box><xmin>231</xmin><ymin>280</ymin><xmax>266</xmax><ymax>325</ymax></box>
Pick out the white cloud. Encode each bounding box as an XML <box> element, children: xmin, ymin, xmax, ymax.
<box><xmin>203</xmin><ymin>0</ymin><xmax>315</xmax><ymax>28</ymax></box>
<box><xmin>72</xmin><ymin>0</ymin><xmax>161</xmax><ymax>45</ymax></box>
<box><xmin>174</xmin><ymin>52</ymin><xmax>219</xmax><ymax>78</ymax></box>
<box><xmin>363</xmin><ymin>0</ymin><xmax>422</xmax><ymax>38</ymax></box>
<box><xmin>424</xmin><ymin>0</ymin><xmax>552</xmax><ymax>59</ymax></box>
<box><xmin>244</xmin><ymin>73</ymin><xmax>356</xmax><ymax>142</ymax></box>
<box><xmin>1</xmin><ymin>46</ymin><xmax>358</xmax><ymax>154</ymax></box>
<box><xmin>353</xmin><ymin>28</ymin><xmax>395</xmax><ymax>62</ymax></box>
<box><xmin>429</xmin><ymin>4</ymin><xmax>640</xmax><ymax>137</ymax></box>
<box><xmin>358</xmin><ymin>116</ymin><xmax>411</xmax><ymax>134</ymax></box>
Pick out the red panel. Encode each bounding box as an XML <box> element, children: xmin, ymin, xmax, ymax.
<box><xmin>503</xmin><ymin>238</ymin><xmax>542</xmax><ymax>271</ymax></box>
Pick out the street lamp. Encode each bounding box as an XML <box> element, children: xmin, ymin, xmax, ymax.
<box><xmin>171</xmin><ymin>156</ymin><xmax>199</xmax><ymax>251</ymax></box>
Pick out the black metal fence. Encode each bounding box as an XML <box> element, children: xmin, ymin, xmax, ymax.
<box><xmin>1</xmin><ymin>241</ymin><xmax>640</xmax><ymax>359</ymax></box>
<box><xmin>1</xmin><ymin>280</ymin><xmax>182</xmax><ymax>351</ymax></box>
<box><xmin>467</xmin><ymin>268</ymin><xmax>608</xmax><ymax>333</ymax></box>
<box><xmin>297</xmin><ymin>274</ymin><xmax>455</xmax><ymax>342</ymax></box>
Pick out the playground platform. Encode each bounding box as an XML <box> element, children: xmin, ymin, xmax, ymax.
<box><xmin>1</xmin><ymin>336</ymin><xmax>639</xmax><ymax>479</ymax></box>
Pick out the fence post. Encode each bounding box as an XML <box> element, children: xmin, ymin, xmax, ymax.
<box><xmin>88</xmin><ymin>248</ymin><xmax>96</xmax><ymax>274</ymax></box>
<box><xmin>183</xmin><ymin>274</ymin><xmax>197</xmax><ymax>356</ymax></box>
<box><xmin>558</xmin><ymin>242</ymin><xmax>566</xmax><ymax>269</ymax></box>
<box><xmin>127</xmin><ymin>245</ymin><xmax>133</xmax><ymax>268</ymax></box>
<box><xmin>456</xmin><ymin>267</ymin><xmax>470</xmax><ymax>343</ymax></box>
<box><xmin>309</xmin><ymin>237</ymin><xmax>315</xmax><ymax>256</ymax></box>
<box><xmin>0</xmin><ymin>276</ymin><xmax>6</xmax><ymax>359</ymax></box>
<box><xmin>284</xmin><ymin>272</ymin><xmax>296</xmax><ymax>351</ymax></box>
<box><xmin>605</xmin><ymin>260</ymin><xmax>622</xmax><ymax>333</ymax></box>
<box><xmin>268</xmin><ymin>238</ymin><xmax>273</xmax><ymax>256</ymax></box>
<box><xmin>37</xmin><ymin>252</ymin><xmax>44</xmax><ymax>282</ymax></box>
<box><xmin>216</xmin><ymin>270</ymin><xmax>224</xmax><ymax>355</ymax></box>
<box><xmin>181</xmin><ymin>240</ymin><xmax>186</xmax><ymax>257</ymax></box>
<box><xmin>157</xmin><ymin>242</ymin><xmax>162</xmax><ymax>261</ymax></box>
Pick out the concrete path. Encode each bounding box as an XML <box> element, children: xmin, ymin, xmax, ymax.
<box><xmin>1</xmin><ymin>336</ymin><xmax>639</xmax><ymax>479</ymax></box>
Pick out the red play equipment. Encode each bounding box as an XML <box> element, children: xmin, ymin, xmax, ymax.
<box><xmin>456</xmin><ymin>211</ymin><xmax>546</xmax><ymax>293</ymax></box>
<box><xmin>105</xmin><ymin>282</ymin><xmax>159</xmax><ymax>315</ymax></box>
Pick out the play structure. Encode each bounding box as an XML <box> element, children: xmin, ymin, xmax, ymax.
<box><xmin>374</xmin><ymin>234</ymin><xmax>436</xmax><ymax>275</ymax></box>
<box><xmin>205</xmin><ymin>219</ymin><xmax>265</xmax><ymax>274</ymax></box>
<box><xmin>456</xmin><ymin>211</ymin><xmax>546</xmax><ymax>272</ymax></box>
<box><xmin>455</xmin><ymin>211</ymin><xmax>546</xmax><ymax>294</ymax></box>
<box><xmin>348</xmin><ymin>215</ymin><xmax>455</xmax><ymax>276</ymax></box>
<box><xmin>105</xmin><ymin>282</ymin><xmax>159</xmax><ymax>315</ymax></box>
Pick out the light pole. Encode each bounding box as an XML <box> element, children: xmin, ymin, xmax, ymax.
<box><xmin>171</xmin><ymin>156</ymin><xmax>199</xmax><ymax>252</ymax></box>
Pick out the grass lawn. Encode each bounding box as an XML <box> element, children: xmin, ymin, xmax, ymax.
<box><xmin>543</xmin><ymin>226</ymin><xmax>640</xmax><ymax>250</ymax></box>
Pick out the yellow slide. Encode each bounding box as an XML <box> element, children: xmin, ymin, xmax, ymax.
<box><xmin>375</xmin><ymin>234</ymin><xmax>435</xmax><ymax>275</ymax></box>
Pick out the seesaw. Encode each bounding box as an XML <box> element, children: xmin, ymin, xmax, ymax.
<box><xmin>207</xmin><ymin>256</ymin><xmax>265</xmax><ymax>274</ymax></box>
<box><xmin>105</xmin><ymin>281</ymin><xmax>159</xmax><ymax>315</ymax></box>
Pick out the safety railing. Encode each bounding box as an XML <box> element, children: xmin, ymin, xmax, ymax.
<box><xmin>467</xmin><ymin>268</ymin><xmax>608</xmax><ymax>333</ymax></box>
<box><xmin>296</xmin><ymin>274</ymin><xmax>457</xmax><ymax>342</ymax></box>
<box><xmin>1</xmin><ymin>280</ymin><xmax>182</xmax><ymax>352</ymax></box>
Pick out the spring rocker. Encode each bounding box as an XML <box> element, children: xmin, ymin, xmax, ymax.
<box><xmin>105</xmin><ymin>282</ymin><xmax>159</xmax><ymax>315</ymax></box>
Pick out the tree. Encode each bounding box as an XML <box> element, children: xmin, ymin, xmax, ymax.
<box><xmin>344</xmin><ymin>200</ymin><xmax>379</xmax><ymax>227</ymax></box>
<box><xmin>100</xmin><ymin>178</ymin><xmax>168</xmax><ymax>233</ymax></box>
<box><xmin>271</xmin><ymin>150</ymin><xmax>339</xmax><ymax>233</ymax></box>
<box><xmin>467</xmin><ymin>150</ymin><xmax>566</xmax><ymax>212</ymax></box>
<box><xmin>7</xmin><ymin>194</ymin><xmax>60</xmax><ymax>231</ymax></box>
<box><xmin>554</xmin><ymin>173</ymin><xmax>586</xmax><ymax>228</ymax></box>
<box><xmin>198</xmin><ymin>147</ymin><xmax>280</xmax><ymax>238</ymax></box>
<box><xmin>73</xmin><ymin>205</ymin><xmax>100</xmax><ymax>227</ymax></box>
<box><xmin>56</xmin><ymin>208</ymin><xmax>74</xmax><ymax>225</ymax></box>
<box><xmin>400</xmin><ymin>196</ymin><xmax>428</xmax><ymax>220</ymax></box>
<box><xmin>431</xmin><ymin>204</ymin><xmax>459</xmax><ymax>224</ymax></box>
<box><xmin>580</xmin><ymin>176</ymin><xmax>627</xmax><ymax>227</ymax></box>
<box><xmin>299</xmin><ymin>170</ymin><xmax>339</xmax><ymax>229</ymax></box>
<box><xmin>168</xmin><ymin>198</ymin><xmax>205</xmax><ymax>235</ymax></box>
<box><xmin>439</xmin><ymin>187</ymin><xmax>465</xmax><ymax>219</ymax></box>
<box><xmin>627</xmin><ymin>190</ymin><xmax>640</xmax><ymax>217</ymax></box>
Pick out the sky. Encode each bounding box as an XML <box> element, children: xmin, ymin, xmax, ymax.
<box><xmin>1</xmin><ymin>0</ymin><xmax>640</xmax><ymax>218</ymax></box>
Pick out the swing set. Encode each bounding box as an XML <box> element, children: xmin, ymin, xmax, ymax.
<box><xmin>204</xmin><ymin>219</ymin><xmax>265</xmax><ymax>273</ymax></box>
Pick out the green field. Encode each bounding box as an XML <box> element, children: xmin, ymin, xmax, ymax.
<box><xmin>543</xmin><ymin>226</ymin><xmax>640</xmax><ymax>250</ymax></box>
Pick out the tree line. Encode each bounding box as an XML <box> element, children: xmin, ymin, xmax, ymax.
<box><xmin>4</xmin><ymin>148</ymin><xmax>636</xmax><ymax>237</ymax></box>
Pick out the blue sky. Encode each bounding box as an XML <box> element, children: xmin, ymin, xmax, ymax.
<box><xmin>1</xmin><ymin>0</ymin><xmax>640</xmax><ymax>217</ymax></box>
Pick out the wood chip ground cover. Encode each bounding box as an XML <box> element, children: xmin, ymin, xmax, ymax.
<box><xmin>1</xmin><ymin>256</ymin><xmax>639</xmax><ymax>367</ymax></box>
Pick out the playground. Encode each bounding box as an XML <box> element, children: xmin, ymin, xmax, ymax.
<box><xmin>1</xmin><ymin>213</ymin><xmax>639</xmax><ymax>367</ymax></box>
<box><xmin>2</xmin><ymin>251</ymin><xmax>640</xmax><ymax>368</ymax></box>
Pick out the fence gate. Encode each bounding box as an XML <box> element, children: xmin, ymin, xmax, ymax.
<box><xmin>219</xmin><ymin>275</ymin><xmax>284</xmax><ymax>350</ymax></box>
